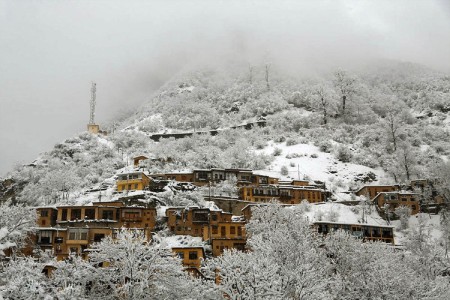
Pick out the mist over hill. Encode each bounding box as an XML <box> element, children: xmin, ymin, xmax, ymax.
<box><xmin>1</xmin><ymin>60</ymin><xmax>449</xmax><ymax>206</ymax></box>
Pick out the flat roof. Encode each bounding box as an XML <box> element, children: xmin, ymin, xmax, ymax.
<box><xmin>313</xmin><ymin>221</ymin><xmax>394</xmax><ymax>229</ymax></box>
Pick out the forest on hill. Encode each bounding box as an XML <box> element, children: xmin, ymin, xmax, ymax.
<box><xmin>1</xmin><ymin>61</ymin><xmax>450</xmax><ymax>299</ymax></box>
<box><xmin>2</xmin><ymin>61</ymin><xmax>449</xmax><ymax>206</ymax></box>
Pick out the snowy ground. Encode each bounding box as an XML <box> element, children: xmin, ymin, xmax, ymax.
<box><xmin>300</xmin><ymin>202</ymin><xmax>387</xmax><ymax>227</ymax></box>
<box><xmin>155</xmin><ymin>235</ymin><xmax>204</xmax><ymax>249</ymax></box>
<box><xmin>254</xmin><ymin>141</ymin><xmax>388</xmax><ymax>200</ymax></box>
<box><xmin>391</xmin><ymin>212</ymin><xmax>442</xmax><ymax>246</ymax></box>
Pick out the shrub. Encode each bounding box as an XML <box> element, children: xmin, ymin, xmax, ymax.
<box><xmin>273</xmin><ymin>147</ymin><xmax>282</xmax><ymax>156</ymax></box>
<box><xmin>336</xmin><ymin>146</ymin><xmax>352</xmax><ymax>163</ymax></box>
<box><xmin>280</xmin><ymin>166</ymin><xmax>289</xmax><ymax>176</ymax></box>
<box><xmin>286</xmin><ymin>138</ymin><xmax>299</xmax><ymax>146</ymax></box>
<box><xmin>318</xmin><ymin>141</ymin><xmax>332</xmax><ymax>153</ymax></box>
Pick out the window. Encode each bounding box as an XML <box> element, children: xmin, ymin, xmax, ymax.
<box><xmin>134</xmin><ymin>184</ymin><xmax>139</xmax><ymax>189</ymax></box>
<box><xmin>371</xmin><ymin>228</ymin><xmax>381</xmax><ymax>237</ymax></box>
<box><xmin>40</xmin><ymin>210</ymin><xmax>48</xmax><ymax>217</ymax></box>
<box><xmin>412</xmin><ymin>205</ymin><xmax>417</xmax><ymax>211</ymax></box>
<box><xmin>211</xmin><ymin>214</ymin><xmax>218</xmax><ymax>221</ymax></box>
<box><xmin>382</xmin><ymin>229</ymin><xmax>393</xmax><ymax>238</ymax></box>
<box><xmin>70</xmin><ymin>247</ymin><xmax>78</xmax><ymax>254</ymax></box>
<box><xmin>37</xmin><ymin>231</ymin><xmax>52</xmax><ymax>244</ymax></box>
<box><xmin>71</xmin><ymin>209</ymin><xmax>81</xmax><ymax>220</ymax></box>
<box><xmin>221</xmin><ymin>226</ymin><xmax>226</xmax><ymax>237</ymax></box>
<box><xmin>177</xmin><ymin>252</ymin><xmax>184</xmax><ymax>259</ymax></box>
<box><xmin>128</xmin><ymin>184</ymin><xmax>132</xmax><ymax>190</ymax></box>
<box><xmin>401</xmin><ymin>198</ymin><xmax>407</xmax><ymax>202</ymax></box>
<box><xmin>123</xmin><ymin>210</ymin><xmax>141</xmax><ymax>220</ymax></box>
<box><xmin>193</xmin><ymin>211</ymin><xmax>209</xmax><ymax>222</ymax></box>
<box><xmin>102</xmin><ymin>210</ymin><xmax>114</xmax><ymax>220</ymax></box>
<box><xmin>230</xmin><ymin>226</ymin><xmax>236</xmax><ymax>235</ymax></box>
<box><xmin>212</xmin><ymin>226</ymin><xmax>218</xmax><ymax>234</ymax></box>
<box><xmin>237</xmin><ymin>226</ymin><xmax>242</xmax><ymax>237</ymax></box>
<box><xmin>94</xmin><ymin>233</ymin><xmax>105</xmax><ymax>242</ymax></box>
<box><xmin>61</xmin><ymin>209</ymin><xmax>68</xmax><ymax>221</ymax></box>
<box><xmin>85</xmin><ymin>209</ymin><xmax>95</xmax><ymax>219</ymax></box>
<box><xmin>68</xmin><ymin>229</ymin><xmax>89</xmax><ymax>240</ymax></box>
<box><xmin>233</xmin><ymin>243</ymin><xmax>245</xmax><ymax>251</ymax></box>
<box><xmin>189</xmin><ymin>251</ymin><xmax>198</xmax><ymax>260</ymax></box>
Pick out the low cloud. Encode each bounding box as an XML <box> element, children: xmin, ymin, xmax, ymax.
<box><xmin>1</xmin><ymin>0</ymin><xmax>449</xmax><ymax>175</ymax></box>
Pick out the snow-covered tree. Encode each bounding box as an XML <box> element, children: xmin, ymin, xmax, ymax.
<box><xmin>245</xmin><ymin>203</ymin><xmax>333</xmax><ymax>299</ymax></box>
<box><xmin>395</xmin><ymin>205</ymin><xmax>412</xmax><ymax>230</ymax></box>
<box><xmin>0</xmin><ymin>257</ymin><xmax>51</xmax><ymax>300</ymax></box>
<box><xmin>333</xmin><ymin>70</ymin><xmax>357</xmax><ymax>115</ymax></box>
<box><xmin>88</xmin><ymin>229</ymin><xmax>212</xmax><ymax>299</ymax></box>
<box><xmin>0</xmin><ymin>203</ymin><xmax>36</xmax><ymax>257</ymax></box>
<box><xmin>207</xmin><ymin>249</ymin><xmax>284</xmax><ymax>300</ymax></box>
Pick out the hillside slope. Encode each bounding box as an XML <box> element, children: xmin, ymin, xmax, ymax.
<box><xmin>2</xmin><ymin>61</ymin><xmax>449</xmax><ymax>206</ymax></box>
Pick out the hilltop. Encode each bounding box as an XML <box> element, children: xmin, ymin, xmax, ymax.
<box><xmin>2</xmin><ymin>60</ymin><xmax>449</xmax><ymax>207</ymax></box>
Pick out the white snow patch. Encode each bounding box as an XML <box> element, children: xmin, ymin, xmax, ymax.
<box><xmin>254</xmin><ymin>141</ymin><xmax>386</xmax><ymax>193</ymax></box>
<box><xmin>158</xmin><ymin>235</ymin><xmax>203</xmax><ymax>249</ymax></box>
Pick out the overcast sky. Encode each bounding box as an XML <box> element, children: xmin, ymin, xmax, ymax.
<box><xmin>1</xmin><ymin>0</ymin><xmax>450</xmax><ymax>176</ymax></box>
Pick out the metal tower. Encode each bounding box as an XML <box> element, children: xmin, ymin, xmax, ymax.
<box><xmin>89</xmin><ymin>82</ymin><xmax>96</xmax><ymax>125</ymax></box>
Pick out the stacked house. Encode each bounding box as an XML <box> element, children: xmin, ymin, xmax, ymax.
<box><xmin>355</xmin><ymin>180</ymin><xmax>430</xmax><ymax>216</ymax></box>
<box><xmin>239</xmin><ymin>179</ymin><xmax>327</xmax><ymax>204</ymax></box>
<box><xmin>165</xmin><ymin>207</ymin><xmax>247</xmax><ymax>258</ymax></box>
<box><xmin>35</xmin><ymin>200</ymin><xmax>156</xmax><ymax>260</ymax></box>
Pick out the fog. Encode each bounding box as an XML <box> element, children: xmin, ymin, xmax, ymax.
<box><xmin>1</xmin><ymin>0</ymin><xmax>449</xmax><ymax>176</ymax></box>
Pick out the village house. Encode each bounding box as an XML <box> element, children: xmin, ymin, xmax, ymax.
<box><xmin>313</xmin><ymin>221</ymin><xmax>395</xmax><ymax>244</ymax></box>
<box><xmin>116</xmin><ymin>172</ymin><xmax>150</xmax><ymax>192</ymax></box>
<box><xmin>373</xmin><ymin>191</ymin><xmax>420</xmax><ymax>215</ymax></box>
<box><xmin>202</xmin><ymin>221</ymin><xmax>247</xmax><ymax>256</ymax></box>
<box><xmin>239</xmin><ymin>185</ymin><xmax>327</xmax><ymax>204</ymax></box>
<box><xmin>34</xmin><ymin>201</ymin><xmax>156</xmax><ymax>260</ymax></box>
<box><xmin>210</xmin><ymin>238</ymin><xmax>247</xmax><ymax>257</ymax></box>
<box><xmin>165</xmin><ymin>207</ymin><xmax>211</xmax><ymax>237</ymax></box>
<box><xmin>165</xmin><ymin>206</ymin><xmax>247</xmax><ymax>257</ymax></box>
<box><xmin>354</xmin><ymin>184</ymin><xmax>400</xmax><ymax>199</ymax></box>
<box><xmin>172</xmin><ymin>246</ymin><xmax>205</xmax><ymax>275</ymax></box>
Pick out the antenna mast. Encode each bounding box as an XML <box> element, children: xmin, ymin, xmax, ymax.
<box><xmin>89</xmin><ymin>82</ymin><xmax>96</xmax><ymax>125</ymax></box>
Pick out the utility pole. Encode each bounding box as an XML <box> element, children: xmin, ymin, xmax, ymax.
<box><xmin>89</xmin><ymin>82</ymin><xmax>96</xmax><ymax>125</ymax></box>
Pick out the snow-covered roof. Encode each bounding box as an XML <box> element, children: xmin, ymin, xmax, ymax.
<box><xmin>313</xmin><ymin>221</ymin><xmax>394</xmax><ymax>229</ymax></box>
<box><xmin>302</xmin><ymin>202</ymin><xmax>389</xmax><ymax>227</ymax></box>
<box><xmin>158</xmin><ymin>235</ymin><xmax>203</xmax><ymax>249</ymax></box>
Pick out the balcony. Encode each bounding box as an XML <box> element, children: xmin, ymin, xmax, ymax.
<box><xmin>121</xmin><ymin>217</ymin><xmax>142</xmax><ymax>222</ymax></box>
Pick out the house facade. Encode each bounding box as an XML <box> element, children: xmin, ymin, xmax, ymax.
<box><xmin>373</xmin><ymin>191</ymin><xmax>420</xmax><ymax>215</ymax></box>
<box><xmin>116</xmin><ymin>172</ymin><xmax>150</xmax><ymax>192</ymax></box>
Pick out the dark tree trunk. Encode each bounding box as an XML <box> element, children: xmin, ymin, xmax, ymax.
<box><xmin>342</xmin><ymin>95</ymin><xmax>346</xmax><ymax>114</ymax></box>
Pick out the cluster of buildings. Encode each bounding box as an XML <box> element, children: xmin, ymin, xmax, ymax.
<box><xmin>10</xmin><ymin>156</ymin><xmax>445</xmax><ymax>276</ymax></box>
<box><xmin>354</xmin><ymin>179</ymin><xmax>445</xmax><ymax>216</ymax></box>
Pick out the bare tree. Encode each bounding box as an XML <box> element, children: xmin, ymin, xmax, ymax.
<box><xmin>385</xmin><ymin>101</ymin><xmax>404</xmax><ymax>152</ymax></box>
<box><xmin>333</xmin><ymin>70</ymin><xmax>356</xmax><ymax>115</ymax></box>
<box><xmin>397</xmin><ymin>142</ymin><xmax>416</xmax><ymax>182</ymax></box>
<box><xmin>315</xmin><ymin>85</ymin><xmax>330</xmax><ymax>125</ymax></box>
<box><xmin>265</xmin><ymin>63</ymin><xmax>270</xmax><ymax>90</ymax></box>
